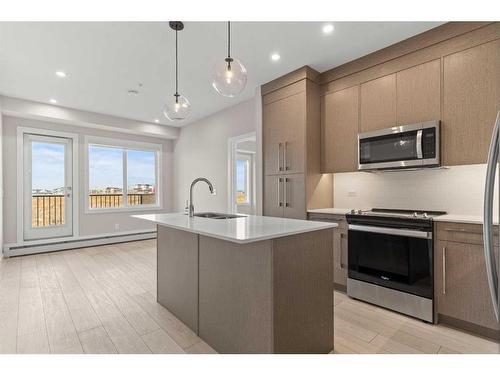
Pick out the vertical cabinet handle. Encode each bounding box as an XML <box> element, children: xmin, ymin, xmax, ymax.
<box><xmin>339</xmin><ymin>233</ymin><xmax>345</xmax><ymax>269</ymax></box>
<box><xmin>442</xmin><ymin>246</ymin><xmax>446</xmax><ymax>295</ymax></box>
<box><xmin>278</xmin><ymin>143</ymin><xmax>283</xmax><ymax>172</ymax></box>
<box><xmin>284</xmin><ymin>177</ymin><xmax>289</xmax><ymax>207</ymax></box>
<box><xmin>277</xmin><ymin>177</ymin><xmax>283</xmax><ymax>207</ymax></box>
<box><xmin>284</xmin><ymin>141</ymin><xmax>289</xmax><ymax>171</ymax></box>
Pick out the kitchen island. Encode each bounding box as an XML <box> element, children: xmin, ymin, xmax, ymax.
<box><xmin>133</xmin><ymin>213</ymin><xmax>336</xmax><ymax>354</ymax></box>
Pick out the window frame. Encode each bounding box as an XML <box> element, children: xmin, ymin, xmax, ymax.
<box><xmin>234</xmin><ymin>152</ymin><xmax>253</xmax><ymax>207</ymax></box>
<box><xmin>84</xmin><ymin>136</ymin><xmax>162</xmax><ymax>214</ymax></box>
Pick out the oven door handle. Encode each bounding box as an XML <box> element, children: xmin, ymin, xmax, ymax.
<box><xmin>348</xmin><ymin>224</ymin><xmax>432</xmax><ymax>239</ymax></box>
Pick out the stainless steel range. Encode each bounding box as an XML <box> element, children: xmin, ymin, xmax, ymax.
<box><xmin>346</xmin><ymin>208</ymin><xmax>446</xmax><ymax>323</ymax></box>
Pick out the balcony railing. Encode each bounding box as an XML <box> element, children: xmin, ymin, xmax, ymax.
<box><xmin>32</xmin><ymin>193</ymin><xmax>156</xmax><ymax>227</ymax></box>
<box><xmin>32</xmin><ymin>194</ymin><xmax>65</xmax><ymax>227</ymax></box>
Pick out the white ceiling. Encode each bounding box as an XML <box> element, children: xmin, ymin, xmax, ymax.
<box><xmin>0</xmin><ymin>22</ymin><xmax>444</xmax><ymax>127</ymax></box>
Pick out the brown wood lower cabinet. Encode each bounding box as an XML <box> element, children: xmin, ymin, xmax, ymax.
<box><xmin>434</xmin><ymin>222</ymin><xmax>500</xmax><ymax>339</ymax></box>
<box><xmin>308</xmin><ymin>213</ymin><xmax>348</xmax><ymax>289</ymax></box>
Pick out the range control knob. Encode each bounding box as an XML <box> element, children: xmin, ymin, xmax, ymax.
<box><xmin>357</xmin><ymin>210</ymin><xmax>363</xmax><ymax>215</ymax></box>
<box><xmin>412</xmin><ymin>212</ymin><xmax>419</xmax><ymax>218</ymax></box>
<box><xmin>422</xmin><ymin>213</ymin><xmax>428</xmax><ymax>219</ymax></box>
<box><xmin>350</xmin><ymin>209</ymin><xmax>357</xmax><ymax>214</ymax></box>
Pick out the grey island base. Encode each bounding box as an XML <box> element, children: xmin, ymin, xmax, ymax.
<box><xmin>133</xmin><ymin>213</ymin><xmax>336</xmax><ymax>354</ymax></box>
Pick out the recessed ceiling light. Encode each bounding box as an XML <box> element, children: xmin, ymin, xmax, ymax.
<box><xmin>49</xmin><ymin>98</ymin><xmax>58</xmax><ymax>104</ymax></box>
<box><xmin>154</xmin><ymin>119</ymin><xmax>160</xmax><ymax>123</ymax></box>
<box><xmin>55</xmin><ymin>71</ymin><xmax>66</xmax><ymax>78</ymax></box>
<box><xmin>271</xmin><ymin>53</ymin><xmax>281</xmax><ymax>62</ymax></box>
<box><xmin>322</xmin><ymin>24</ymin><xmax>335</xmax><ymax>34</ymax></box>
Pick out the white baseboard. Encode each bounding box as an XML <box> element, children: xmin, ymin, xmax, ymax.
<box><xmin>2</xmin><ymin>230</ymin><xmax>157</xmax><ymax>257</ymax></box>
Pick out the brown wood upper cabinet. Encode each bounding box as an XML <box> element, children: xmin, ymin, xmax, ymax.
<box><xmin>443</xmin><ymin>40</ymin><xmax>500</xmax><ymax>166</ymax></box>
<box><xmin>263</xmin><ymin>82</ymin><xmax>306</xmax><ymax>176</ymax></box>
<box><xmin>360</xmin><ymin>74</ymin><xmax>396</xmax><ymax>133</ymax></box>
<box><xmin>321</xmin><ymin>86</ymin><xmax>359</xmax><ymax>173</ymax></box>
<box><xmin>396</xmin><ymin>59</ymin><xmax>441</xmax><ymax>125</ymax></box>
<box><xmin>262</xmin><ymin>67</ymin><xmax>332</xmax><ymax>219</ymax></box>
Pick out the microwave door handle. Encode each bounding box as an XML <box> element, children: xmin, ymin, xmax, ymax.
<box><xmin>483</xmin><ymin>110</ymin><xmax>500</xmax><ymax>322</ymax></box>
<box><xmin>416</xmin><ymin>130</ymin><xmax>423</xmax><ymax>159</ymax></box>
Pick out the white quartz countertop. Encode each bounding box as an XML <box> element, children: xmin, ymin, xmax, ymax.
<box><xmin>433</xmin><ymin>214</ymin><xmax>499</xmax><ymax>225</ymax></box>
<box><xmin>133</xmin><ymin>213</ymin><xmax>337</xmax><ymax>244</ymax></box>
<box><xmin>307</xmin><ymin>208</ymin><xmax>499</xmax><ymax>225</ymax></box>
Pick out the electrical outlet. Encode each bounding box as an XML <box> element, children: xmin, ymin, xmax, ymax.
<box><xmin>348</xmin><ymin>190</ymin><xmax>357</xmax><ymax>197</ymax></box>
<box><xmin>114</xmin><ymin>223</ymin><xmax>120</xmax><ymax>231</ymax></box>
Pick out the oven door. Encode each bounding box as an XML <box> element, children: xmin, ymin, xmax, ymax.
<box><xmin>348</xmin><ymin>225</ymin><xmax>433</xmax><ymax>298</ymax></box>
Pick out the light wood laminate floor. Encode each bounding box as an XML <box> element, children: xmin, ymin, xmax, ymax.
<box><xmin>0</xmin><ymin>239</ymin><xmax>498</xmax><ymax>354</ymax></box>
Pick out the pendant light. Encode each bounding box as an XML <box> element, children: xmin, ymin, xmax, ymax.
<box><xmin>163</xmin><ymin>21</ymin><xmax>191</xmax><ymax>122</ymax></box>
<box><xmin>212</xmin><ymin>21</ymin><xmax>247</xmax><ymax>97</ymax></box>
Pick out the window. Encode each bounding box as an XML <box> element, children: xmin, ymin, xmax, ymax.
<box><xmin>86</xmin><ymin>137</ymin><xmax>161</xmax><ymax>211</ymax></box>
<box><xmin>235</xmin><ymin>153</ymin><xmax>252</xmax><ymax>205</ymax></box>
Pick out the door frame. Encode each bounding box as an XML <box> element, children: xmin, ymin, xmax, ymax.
<box><xmin>16</xmin><ymin>127</ymin><xmax>79</xmax><ymax>244</ymax></box>
<box><xmin>227</xmin><ymin>132</ymin><xmax>256</xmax><ymax>214</ymax></box>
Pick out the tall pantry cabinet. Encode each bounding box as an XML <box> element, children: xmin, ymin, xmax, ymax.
<box><xmin>262</xmin><ymin>67</ymin><xmax>332</xmax><ymax>219</ymax></box>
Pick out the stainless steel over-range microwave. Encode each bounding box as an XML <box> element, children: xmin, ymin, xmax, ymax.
<box><xmin>358</xmin><ymin>120</ymin><xmax>440</xmax><ymax>171</ymax></box>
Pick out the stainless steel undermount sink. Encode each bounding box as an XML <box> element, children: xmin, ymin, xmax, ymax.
<box><xmin>193</xmin><ymin>212</ymin><xmax>246</xmax><ymax>219</ymax></box>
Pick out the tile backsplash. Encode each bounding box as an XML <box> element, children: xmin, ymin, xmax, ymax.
<box><xmin>334</xmin><ymin>164</ymin><xmax>498</xmax><ymax>215</ymax></box>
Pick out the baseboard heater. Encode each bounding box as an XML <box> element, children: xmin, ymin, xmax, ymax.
<box><xmin>3</xmin><ymin>230</ymin><xmax>157</xmax><ymax>257</ymax></box>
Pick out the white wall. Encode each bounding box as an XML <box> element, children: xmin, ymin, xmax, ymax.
<box><xmin>1</xmin><ymin>96</ymin><xmax>179</xmax><ymax>140</ymax></box>
<box><xmin>334</xmin><ymin>164</ymin><xmax>498</xmax><ymax>215</ymax></box>
<box><xmin>173</xmin><ymin>98</ymin><xmax>257</xmax><ymax>212</ymax></box>
<box><xmin>2</xmin><ymin>115</ymin><xmax>174</xmax><ymax>245</ymax></box>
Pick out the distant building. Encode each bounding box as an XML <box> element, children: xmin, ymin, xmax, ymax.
<box><xmin>132</xmin><ymin>183</ymin><xmax>154</xmax><ymax>194</ymax></box>
<box><xmin>104</xmin><ymin>187</ymin><xmax>122</xmax><ymax>194</ymax></box>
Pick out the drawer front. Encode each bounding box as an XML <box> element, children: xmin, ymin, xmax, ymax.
<box><xmin>308</xmin><ymin>213</ymin><xmax>347</xmax><ymax>231</ymax></box>
<box><xmin>435</xmin><ymin>222</ymin><xmax>498</xmax><ymax>245</ymax></box>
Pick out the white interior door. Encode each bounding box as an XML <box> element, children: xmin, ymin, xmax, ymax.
<box><xmin>23</xmin><ymin>134</ymin><xmax>74</xmax><ymax>240</ymax></box>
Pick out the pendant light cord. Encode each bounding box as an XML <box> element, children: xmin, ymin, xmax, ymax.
<box><xmin>175</xmin><ymin>29</ymin><xmax>179</xmax><ymax>102</ymax></box>
<box><xmin>227</xmin><ymin>21</ymin><xmax>231</xmax><ymax>59</ymax></box>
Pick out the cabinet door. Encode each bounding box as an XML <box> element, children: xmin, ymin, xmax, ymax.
<box><xmin>282</xmin><ymin>92</ymin><xmax>306</xmax><ymax>174</ymax></box>
<box><xmin>396</xmin><ymin>59</ymin><xmax>441</xmax><ymax>125</ymax></box>
<box><xmin>283</xmin><ymin>174</ymin><xmax>306</xmax><ymax>219</ymax></box>
<box><xmin>360</xmin><ymin>74</ymin><xmax>397</xmax><ymax>133</ymax></box>
<box><xmin>322</xmin><ymin>86</ymin><xmax>359</xmax><ymax>173</ymax></box>
<box><xmin>263</xmin><ymin>175</ymin><xmax>284</xmax><ymax>218</ymax></box>
<box><xmin>263</xmin><ymin>100</ymin><xmax>285</xmax><ymax>176</ymax></box>
<box><xmin>333</xmin><ymin>229</ymin><xmax>348</xmax><ymax>287</ymax></box>
<box><xmin>443</xmin><ymin>40</ymin><xmax>500</xmax><ymax>166</ymax></box>
<box><xmin>435</xmin><ymin>240</ymin><xmax>500</xmax><ymax>331</ymax></box>
<box><xmin>263</xmin><ymin>91</ymin><xmax>306</xmax><ymax>175</ymax></box>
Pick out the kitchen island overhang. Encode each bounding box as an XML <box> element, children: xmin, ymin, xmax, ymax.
<box><xmin>133</xmin><ymin>213</ymin><xmax>337</xmax><ymax>354</ymax></box>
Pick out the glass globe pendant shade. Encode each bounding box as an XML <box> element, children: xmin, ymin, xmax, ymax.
<box><xmin>163</xmin><ymin>94</ymin><xmax>191</xmax><ymax>122</ymax></box>
<box><xmin>212</xmin><ymin>58</ymin><xmax>247</xmax><ymax>97</ymax></box>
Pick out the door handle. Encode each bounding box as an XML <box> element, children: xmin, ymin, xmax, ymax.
<box><xmin>284</xmin><ymin>141</ymin><xmax>289</xmax><ymax>171</ymax></box>
<box><xmin>442</xmin><ymin>246</ymin><xmax>446</xmax><ymax>295</ymax></box>
<box><xmin>284</xmin><ymin>177</ymin><xmax>289</xmax><ymax>207</ymax></box>
<box><xmin>277</xmin><ymin>143</ymin><xmax>283</xmax><ymax>172</ymax></box>
<box><xmin>483</xmin><ymin>110</ymin><xmax>500</xmax><ymax>321</ymax></box>
<box><xmin>277</xmin><ymin>177</ymin><xmax>283</xmax><ymax>207</ymax></box>
<box><xmin>416</xmin><ymin>130</ymin><xmax>423</xmax><ymax>159</ymax></box>
<box><xmin>339</xmin><ymin>233</ymin><xmax>344</xmax><ymax>269</ymax></box>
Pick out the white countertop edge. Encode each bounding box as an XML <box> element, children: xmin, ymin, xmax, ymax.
<box><xmin>133</xmin><ymin>214</ymin><xmax>337</xmax><ymax>244</ymax></box>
